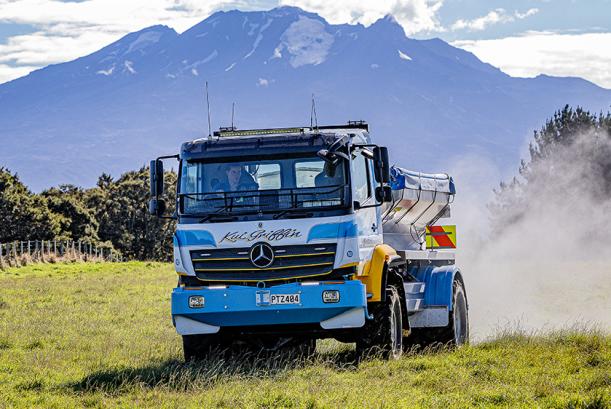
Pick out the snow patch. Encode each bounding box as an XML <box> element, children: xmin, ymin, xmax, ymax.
<box><xmin>276</xmin><ymin>16</ymin><xmax>334</xmax><ymax>68</ymax></box>
<box><xmin>257</xmin><ymin>78</ymin><xmax>270</xmax><ymax>87</ymax></box>
<box><xmin>244</xmin><ymin>19</ymin><xmax>273</xmax><ymax>59</ymax></box>
<box><xmin>398</xmin><ymin>50</ymin><xmax>413</xmax><ymax>61</ymax></box>
<box><xmin>181</xmin><ymin>50</ymin><xmax>218</xmax><ymax>76</ymax></box>
<box><xmin>225</xmin><ymin>62</ymin><xmax>236</xmax><ymax>72</ymax></box>
<box><xmin>201</xmin><ymin>50</ymin><xmax>218</xmax><ymax>64</ymax></box>
<box><xmin>126</xmin><ymin>31</ymin><xmax>162</xmax><ymax>54</ymax></box>
<box><xmin>272</xmin><ymin>46</ymin><xmax>282</xmax><ymax>59</ymax></box>
<box><xmin>124</xmin><ymin>60</ymin><xmax>136</xmax><ymax>74</ymax></box>
<box><xmin>96</xmin><ymin>65</ymin><xmax>115</xmax><ymax>76</ymax></box>
<box><xmin>195</xmin><ymin>32</ymin><xmax>208</xmax><ymax>38</ymax></box>
<box><xmin>247</xmin><ymin>23</ymin><xmax>259</xmax><ymax>36</ymax></box>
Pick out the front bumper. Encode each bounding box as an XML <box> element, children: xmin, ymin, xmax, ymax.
<box><xmin>171</xmin><ymin>280</ymin><xmax>367</xmax><ymax>335</ymax></box>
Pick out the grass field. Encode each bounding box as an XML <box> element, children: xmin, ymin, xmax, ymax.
<box><xmin>0</xmin><ymin>262</ymin><xmax>609</xmax><ymax>408</ymax></box>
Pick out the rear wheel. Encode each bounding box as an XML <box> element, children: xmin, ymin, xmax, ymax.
<box><xmin>405</xmin><ymin>277</ymin><xmax>469</xmax><ymax>349</ymax></box>
<box><xmin>356</xmin><ymin>285</ymin><xmax>403</xmax><ymax>360</ymax></box>
<box><xmin>440</xmin><ymin>278</ymin><xmax>469</xmax><ymax>345</ymax></box>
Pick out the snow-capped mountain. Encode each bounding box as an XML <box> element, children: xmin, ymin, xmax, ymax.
<box><xmin>1</xmin><ymin>6</ymin><xmax>610</xmax><ymax>191</ymax></box>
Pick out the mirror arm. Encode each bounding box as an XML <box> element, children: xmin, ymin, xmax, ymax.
<box><xmin>355</xmin><ymin>201</ymin><xmax>383</xmax><ymax>209</ymax></box>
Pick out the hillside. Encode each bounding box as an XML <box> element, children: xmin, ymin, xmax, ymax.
<box><xmin>0</xmin><ymin>7</ymin><xmax>610</xmax><ymax>191</ymax></box>
<box><xmin>0</xmin><ymin>262</ymin><xmax>609</xmax><ymax>408</ymax></box>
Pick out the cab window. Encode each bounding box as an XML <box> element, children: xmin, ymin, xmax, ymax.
<box><xmin>352</xmin><ymin>151</ymin><xmax>371</xmax><ymax>204</ymax></box>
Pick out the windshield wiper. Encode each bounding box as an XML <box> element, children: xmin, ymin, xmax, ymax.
<box><xmin>199</xmin><ymin>213</ymin><xmax>238</xmax><ymax>223</ymax></box>
<box><xmin>273</xmin><ymin>209</ymin><xmax>314</xmax><ymax>220</ymax></box>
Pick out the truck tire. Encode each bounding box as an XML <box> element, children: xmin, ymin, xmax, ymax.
<box><xmin>298</xmin><ymin>338</ymin><xmax>317</xmax><ymax>359</ymax></box>
<box><xmin>404</xmin><ymin>277</ymin><xmax>469</xmax><ymax>350</ymax></box>
<box><xmin>356</xmin><ymin>285</ymin><xmax>403</xmax><ymax>360</ymax></box>
<box><xmin>440</xmin><ymin>277</ymin><xmax>469</xmax><ymax>345</ymax></box>
<box><xmin>182</xmin><ymin>334</ymin><xmax>224</xmax><ymax>362</ymax></box>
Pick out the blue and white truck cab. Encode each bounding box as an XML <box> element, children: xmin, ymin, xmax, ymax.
<box><xmin>149</xmin><ymin>122</ymin><xmax>468</xmax><ymax>360</ymax></box>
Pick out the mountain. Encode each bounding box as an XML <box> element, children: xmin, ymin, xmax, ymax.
<box><xmin>1</xmin><ymin>6</ymin><xmax>610</xmax><ymax>191</ymax></box>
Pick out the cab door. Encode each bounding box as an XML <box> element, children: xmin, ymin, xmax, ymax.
<box><xmin>351</xmin><ymin>149</ymin><xmax>383</xmax><ymax>265</ymax></box>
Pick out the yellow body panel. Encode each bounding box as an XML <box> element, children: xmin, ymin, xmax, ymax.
<box><xmin>357</xmin><ymin>244</ymin><xmax>397</xmax><ymax>302</ymax></box>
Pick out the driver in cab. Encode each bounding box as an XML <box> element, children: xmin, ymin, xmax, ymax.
<box><xmin>212</xmin><ymin>164</ymin><xmax>258</xmax><ymax>206</ymax></box>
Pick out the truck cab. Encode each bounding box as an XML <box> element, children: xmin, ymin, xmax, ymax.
<box><xmin>150</xmin><ymin>122</ymin><xmax>468</xmax><ymax>360</ymax></box>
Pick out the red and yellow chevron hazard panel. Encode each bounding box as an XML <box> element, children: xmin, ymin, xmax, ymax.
<box><xmin>425</xmin><ymin>225</ymin><xmax>456</xmax><ymax>249</ymax></box>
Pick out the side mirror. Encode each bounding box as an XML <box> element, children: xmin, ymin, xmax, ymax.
<box><xmin>148</xmin><ymin>198</ymin><xmax>167</xmax><ymax>216</ymax></box>
<box><xmin>373</xmin><ymin>146</ymin><xmax>390</xmax><ymax>183</ymax></box>
<box><xmin>317</xmin><ymin>149</ymin><xmax>339</xmax><ymax>167</ymax></box>
<box><xmin>375</xmin><ymin>186</ymin><xmax>393</xmax><ymax>203</ymax></box>
<box><xmin>149</xmin><ymin>160</ymin><xmax>164</xmax><ymax>197</ymax></box>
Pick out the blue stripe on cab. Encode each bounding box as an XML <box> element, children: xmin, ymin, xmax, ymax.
<box><xmin>176</xmin><ymin>230</ymin><xmax>216</xmax><ymax>247</ymax></box>
<box><xmin>307</xmin><ymin>221</ymin><xmax>357</xmax><ymax>242</ymax></box>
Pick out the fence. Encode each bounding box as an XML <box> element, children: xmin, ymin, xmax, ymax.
<box><xmin>0</xmin><ymin>240</ymin><xmax>122</xmax><ymax>267</ymax></box>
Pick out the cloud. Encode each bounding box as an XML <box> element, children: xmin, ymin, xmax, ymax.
<box><xmin>279</xmin><ymin>0</ymin><xmax>444</xmax><ymax>35</ymax></box>
<box><xmin>0</xmin><ymin>62</ymin><xmax>37</xmax><ymax>83</ymax></box>
<box><xmin>453</xmin><ymin>31</ymin><xmax>611</xmax><ymax>89</ymax></box>
<box><xmin>0</xmin><ymin>0</ymin><xmax>249</xmax><ymax>84</ymax></box>
<box><xmin>451</xmin><ymin>8</ymin><xmax>538</xmax><ymax>31</ymax></box>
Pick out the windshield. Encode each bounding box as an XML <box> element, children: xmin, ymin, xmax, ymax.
<box><xmin>179</xmin><ymin>155</ymin><xmax>348</xmax><ymax>217</ymax></box>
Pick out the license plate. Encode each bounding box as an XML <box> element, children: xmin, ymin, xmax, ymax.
<box><xmin>270</xmin><ymin>293</ymin><xmax>300</xmax><ymax>305</ymax></box>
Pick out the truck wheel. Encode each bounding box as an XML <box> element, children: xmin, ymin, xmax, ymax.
<box><xmin>298</xmin><ymin>338</ymin><xmax>317</xmax><ymax>359</ymax></box>
<box><xmin>440</xmin><ymin>278</ymin><xmax>469</xmax><ymax>345</ymax></box>
<box><xmin>404</xmin><ymin>278</ymin><xmax>469</xmax><ymax>350</ymax></box>
<box><xmin>357</xmin><ymin>285</ymin><xmax>403</xmax><ymax>360</ymax></box>
<box><xmin>182</xmin><ymin>334</ymin><xmax>224</xmax><ymax>362</ymax></box>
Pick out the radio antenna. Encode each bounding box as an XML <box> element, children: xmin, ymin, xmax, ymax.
<box><xmin>205</xmin><ymin>81</ymin><xmax>212</xmax><ymax>138</ymax></box>
<box><xmin>310</xmin><ymin>93</ymin><xmax>318</xmax><ymax>131</ymax></box>
<box><xmin>231</xmin><ymin>102</ymin><xmax>236</xmax><ymax>130</ymax></box>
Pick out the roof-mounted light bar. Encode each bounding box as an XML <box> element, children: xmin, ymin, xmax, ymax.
<box><xmin>212</xmin><ymin>121</ymin><xmax>369</xmax><ymax>138</ymax></box>
<box><xmin>213</xmin><ymin>127</ymin><xmax>304</xmax><ymax>138</ymax></box>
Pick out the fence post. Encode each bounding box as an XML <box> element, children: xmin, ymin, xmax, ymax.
<box><xmin>27</xmin><ymin>240</ymin><xmax>31</xmax><ymax>256</ymax></box>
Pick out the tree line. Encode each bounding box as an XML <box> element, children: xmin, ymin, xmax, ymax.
<box><xmin>0</xmin><ymin>167</ymin><xmax>176</xmax><ymax>261</ymax></box>
<box><xmin>490</xmin><ymin>105</ymin><xmax>611</xmax><ymax>227</ymax></box>
<box><xmin>1</xmin><ymin>105</ymin><xmax>609</xmax><ymax>262</ymax></box>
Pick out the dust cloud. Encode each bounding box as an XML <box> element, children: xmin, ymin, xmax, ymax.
<box><xmin>449</xmin><ymin>133</ymin><xmax>611</xmax><ymax>340</ymax></box>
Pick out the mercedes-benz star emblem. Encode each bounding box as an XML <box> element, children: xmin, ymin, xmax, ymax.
<box><xmin>249</xmin><ymin>242</ymin><xmax>274</xmax><ymax>268</ymax></box>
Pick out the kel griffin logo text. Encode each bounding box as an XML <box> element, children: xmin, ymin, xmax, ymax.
<box><xmin>220</xmin><ymin>229</ymin><xmax>302</xmax><ymax>243</ymax></box>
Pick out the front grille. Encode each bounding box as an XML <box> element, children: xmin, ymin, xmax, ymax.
<box><xmin>190</xmin><ymin>243</ymin><xmax>337</xmax><ymax>282</ymax></box>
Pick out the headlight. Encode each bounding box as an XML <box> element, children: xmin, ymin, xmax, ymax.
<box><xmin>322</xmin><ymin>290</ymin><xmax>340</xmax><ymax>303</ymax></box>
<box><xmin>189</xmin><ymin>296</ymin><xmax>205</xmax><ymax>308</ymax></box>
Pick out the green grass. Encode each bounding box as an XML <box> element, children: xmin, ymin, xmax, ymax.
<box><xmin>0</xmin><ymin>262</ymin><xmax>609</xmax><ymax>408</ymax></box>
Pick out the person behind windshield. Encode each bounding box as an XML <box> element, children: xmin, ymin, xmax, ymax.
<box><xmin>213</xmin><ymin>164</ymin><xmax>258</xmax><ymax>192</ymax></box>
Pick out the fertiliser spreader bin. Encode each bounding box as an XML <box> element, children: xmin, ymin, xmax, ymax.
<box><xmin>149</xmin><ymin>122</ymin><xmax>468</xmax><ymax>360</ymax></box>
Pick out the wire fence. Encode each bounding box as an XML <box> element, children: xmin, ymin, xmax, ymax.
<box><xmin>0</xmin><ymin>240</ymin><xmax>122</xmax><ymax>269</ymax></box>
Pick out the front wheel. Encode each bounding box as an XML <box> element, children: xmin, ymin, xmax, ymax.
<box><xmin>356</xmin><ymin>285</ymin><xmax>403</xmax><ymax>360</ymax></box>
<box><xmin>182</xmin><ymin>334</ymin><xmax>225</xmax><ymax>361</ymax></box>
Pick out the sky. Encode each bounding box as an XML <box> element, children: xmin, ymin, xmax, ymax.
<box><xmin>0</xmin><ymin>0</ymin><xmax>610</xmax><ymax>88</ymax></box>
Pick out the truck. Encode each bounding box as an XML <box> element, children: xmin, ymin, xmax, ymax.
<box><xmin>148</xmin><ymin>122</ymin><xmax>468</xmax><ymax>360</ymax></box>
